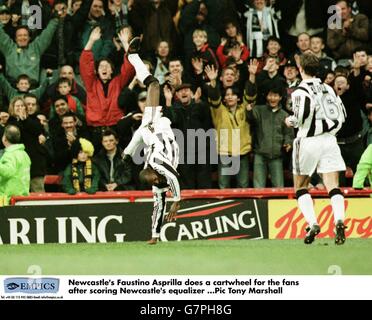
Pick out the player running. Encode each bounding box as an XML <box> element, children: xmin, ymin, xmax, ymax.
<box><xmin>285</xmin><ymin>54</ymin><xmax>347</xmax><ymax>245</ymax></box>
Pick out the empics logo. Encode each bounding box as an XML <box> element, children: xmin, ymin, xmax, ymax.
<box><xmin>6</xmin><ymin>282</ymin><xmax>20</xmax><ymax>291</ymax></box>
<box><xmin>4</xmin><ymin>278</ymin><xmax>59</xmax><ymax>294</ymax></box>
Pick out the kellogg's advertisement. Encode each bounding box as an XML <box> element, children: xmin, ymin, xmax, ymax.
<box><xmin>269</xmin><ymin>199</ymin><xmax>372</xmax><ymax>239</ymax></box>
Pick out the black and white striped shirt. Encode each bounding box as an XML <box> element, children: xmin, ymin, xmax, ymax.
<box><xmin>290</xmin><ymin>78</ymin><xmax>346</xmax><ymax>138</ymax></box>
<box><xmin>145</xmin><ymin>118</ymin><xmax>181</xmax><ymax>201</ymax></box>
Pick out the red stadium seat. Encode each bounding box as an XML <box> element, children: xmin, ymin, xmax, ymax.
<box><xmin>44</xmin><ymin>175</ymin><xmax>62</xmax><ymax>185</ymax></box>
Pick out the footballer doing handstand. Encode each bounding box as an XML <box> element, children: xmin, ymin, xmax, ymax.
<box><xmin>122</xmin><ymin>38</ymin><xmax>181</xmax><ymax>245</ymax></box>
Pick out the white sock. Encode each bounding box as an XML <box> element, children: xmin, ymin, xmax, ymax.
<box><xmin>297</xmin><ymin>194</ymin><xmax>318</xmax><ymax>227</ymax></box>
<box><xmin>331</xmin><ymin>194</ymin><xmax>345</xmax><ymax>223</ymax></box>
<box><xmin>127</xmin><ymin>53</ymin><xmax>151</xmax><ymax>84</ymax></box>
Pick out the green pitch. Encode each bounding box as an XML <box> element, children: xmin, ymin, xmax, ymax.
<box><xmin>1</xmin><ymin>239</ymin><xmax>371</xmax><ymax>275</ymax></box>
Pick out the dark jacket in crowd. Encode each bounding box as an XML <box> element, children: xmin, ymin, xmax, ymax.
<box><xmin>129</xmin><ymin>0</ymin><xmax>178</xmax><ymax>56</ymax></box>
<box><xmin>116</xmin><ymin>108</ymin><xmax>141</xmax><ymax>150</ymax></box>
<box><xmin>8</xmin><ymin>115</ymin><xmax>48</xmax><ymax>178</ymax></box>
<box><xmin>51</xmin><ymin>126</ymin><xmax>91</xmax><ymax>173</ymax></box>
<box><xmin>254</xmin><ymin>71</ymin><xmax>287</xmax><ymax>105</ymax></box>
<box><xmin>93</xmin><ymin>147</ymin><xmax>133</xmax><ymax>191</ymax></box>
<box><xmin>327</xmin><ymin>13</ymin><xmax>370</xmax><ymax>60</ymax></box>
<box><xmin>163</xmin><ymin>99</ymin><xmax>212</xmax><ymax>135</ymax></box>
<box><xmin>41</xmin><ymin>0</ymin><xmax>93</xmax><ymax>69</ymax></box>
<box><xmin>337</xmin><ymin>73</ymin><xmax>366</xmax><ymax>139</ymax></box>
<box><xmin>247</xmin><ymin>104</ymin><xmax>294</xmax><ymax>159</ymax></box>
<box><xmin>275</xmin><ymin>0</ymin><xmax>331</xmax><ymax>32</ymax></box>
<box><xmin>163</xmin><ymin>99</ymin><xmax>213</xmax><ymax>189</ymax></box>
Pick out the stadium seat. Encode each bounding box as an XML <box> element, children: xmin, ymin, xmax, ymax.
<box><xmin>44</xmin><ymin>175</ymin><xmax>62</xmax><ymax>185</ymax></box>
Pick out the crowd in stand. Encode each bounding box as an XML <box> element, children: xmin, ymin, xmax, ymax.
<box><xmin>0</xmin><ymin>0</ymin><xmax>371</xmax><ymax>197</ymax></box>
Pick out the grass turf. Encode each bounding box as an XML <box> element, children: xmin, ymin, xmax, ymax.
<box><xmin>0</xmin><ymin>239</ymin><xmax>371</xmax><ymax>275</ymax></box>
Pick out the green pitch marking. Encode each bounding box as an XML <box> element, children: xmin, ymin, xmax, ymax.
<box><xmin>0</xmin><ymin>239</ymin><xmax>371</xmax><ymax>275</ymax></box>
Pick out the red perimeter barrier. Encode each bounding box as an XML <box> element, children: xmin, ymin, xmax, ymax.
<box><xmin>10</xmin><ymin>188</ymin><xmax>372</xmax><ymax>205</ymax></box>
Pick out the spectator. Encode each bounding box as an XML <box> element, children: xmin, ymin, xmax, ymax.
<box><xmin>257</xmin><ymin>36</ymin><xmax>287</xmax><ymax>73</ymax></box>
<box><xmin>219</xmin><ymin>66</ymin><xmax>240</xmax><ymax>90</ymax></box>
<box><xmin>62</xmin><ymin>137</ymin><xmax>100</xmax><ymax>194</ymax></box>
<box><xmin>117</xmin><ymin>71</ymin><xmax>148</xmax><ymax>123</ymax></box>
<box><xmin>275</xmin><ymin>0</ymin><xmax>330</xmax><ymax>55</ymax></box>
<box><xmin>42</xmin><ymin>64</ymin><xmax>87</xmax><ymax>115</ymax></box>
<box><xmin>24</xmin><ymin>93</ymin><xmax>41</xmax><ymax>118</ymax></box>
<box><xmin>327</xmin><ymin>0</ymin><xmax>370</xmax><ymax>63</ymax></box>
<box><xmin>79</xmin><ymin>26</ymin><xmax>134</xmax><ymax>151</ymax></box>
<box><xmin>51</xmin><ymin>111</ymin><xmax>90</xmax><ymax>173</ymax></box>
<box><xmin>152</xmin><ymin>40</ymin><xmax>171</xmax><ymax>85</ymax></box>
<box><xmin>53</xmin><ymin>77</ymin><xmax>85</xmax><ymax>120</ymax></box>
<box><xmin>0</xmin><ymin>73</ymin><xmax>49</xmax><ymax>102</ymax></box>
<box><xmin>117</xmin><ymin>90</ymin><xmax>146</xmax><ymax>147</ymax></box>
<box><xmin>353</xmin><ymin>47</ymin><xmax>369</xmax><ymax>73</ymax></box>
<box><xmin>10</xmin><ymin>0</ymin><xmax>52</xmax><ymax>31</ymax></box>
<box><xmin>77</xmin><ymin>0</ymin><xmax>115</xmax><ymax>62</ymax></box>
<box><xmin>0</xmin><ymin>124</ymin><xmax>31</xmax><ymax>205</ymax></box>
<box><xmin>247</xmin><ymin>56</ymin><xmax>287</xmax><ymax>105</ymax></box>
<box><xmin>352</xmin><ymin>144</ymin><xmax>372</xmax><ymax>189</ymax></box>
<box><xmin>0</xmin><ymin>16</ymin><xmax>59</xmax><ymax>86</ymax></box>
<box><xmin>7</xmin><ymin>96</ymin><xmax>47</xmax><ymax>192</ymax></box>
<box><xmin>216</xmin><ymin>20</ymin><xmax>250</xmax><ymax>69</ymax></box>
<box><xmin>116</xmin><ymin>90</ymin><xmax>148</xmax><ymax>189</ymax></box>
<box><xmin>290</xmin><ymin>32</ymin><xmax>312</xmax><ymax>61</ymax></box>
<box><xmin>0</xmin><ymin>5</ymin><xmax>15</xmax><ymax>68</ymax></box>
<box><xmin>222</xmin><ymin>20</ymin><xmax>245</xmax><ymax>46</ymax></box>
<box><xmin>189</xmin><ymin>29</ymin><xmax>219</xmax><ymax>82</ymax></box>
<box><xmin>310</xmin><ymin>36</ymin><xmax>337</xmax><ymax>79</ymax></box>
<box><xmin>196</xmin><ymin>64</ymin><xmax>248</xmax><ymax>102</ymax></box>
<box><xmin>0</xmin><ymin>110</ymin><xmax>9</xmax><ymax>149</ymax></box>
<box><xmin>324</xmin><ymin>70</ymin><xmax>336</xmax><ymax>85</ymax></box>
<box><xmin>70</xmin><ymin>0</ymin><xmax>83</xmax><ymax>15</ymax></box>
<box><xmin>244</xmin><ymin>0</ymin><xmax>280</xmax><ymax>58</ymax></box>
<box><xmin>179</xmin><ymin>0</ymin><xmax>220</xmax><ymax>67</ymax></box>
<box><xmin>247</xmin><ymin>87</ymin><xmax>294</xmax><ymax>187</ymax></box>
<box><xmin>207</xmin><ymin>66</ymin><xmax>252</xmax><ymax>188</ymax></box>
<box><xmin>24</xmin><ymin>93</ymin><xmax>55</xmax><ymax>172</ymax></box>
<box><xmin>107</xmin><ymin>0</ymin><xmax>131</xmax><ymax>33</ymax></box>
<box><xmin>283</xmin><ymin>59</ymin><xmax>301</xmax><ymax>113</ymax></box>
<box><xmin>56</xmin><ymin>65</ymin><xmax>86</xmax><ymax>104</ymax></box>
<box><xmin>202</xmin><ymin>0</ymin><xmax>240</xmax><ymax>36</ymax></box>
<box><xmin>334</xmin><ymin>72</ymin><xmax>365</xmax><ymax>186</ymax></box>
<box><xmin>49</xmin><ymin>95</ymin><xmax>75</xmax><ymax>137</ymax></box>
<box><xmin>94</xmin><ymin>129</ymin><xmax>133</xmax><ymax>191</ymax></box>
<box><xmin>41</xmin><ymin>0</ymin><xmax>93</xmax><ymax>70</ymax></box>
<box><xmin>130</xmin><ymin>0</ymin><xmax>178</xmax><ymax>57</ymax></box>
<box><xmin>168</xmin><ymin>58</ymin><xmax>186</xmax><ymax>88</ymax></box>
<box><xmin>0</xmin><ymin>5</ymin><xmax>14</xmax><ymax>38</ymax></box>
<box><xmin>163</xmin><ymin>83</ymin><xmax>212</xmax><ymax>189</ymax></box>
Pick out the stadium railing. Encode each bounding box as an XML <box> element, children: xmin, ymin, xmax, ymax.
<box><xmin>10</xmin><ymin>188</ymin><xmax>372</xmax><ymax>205</ymax></box>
